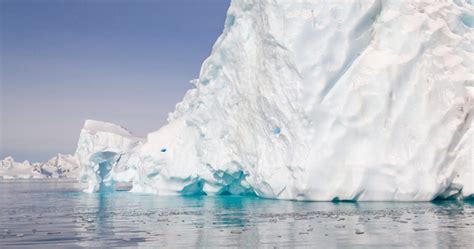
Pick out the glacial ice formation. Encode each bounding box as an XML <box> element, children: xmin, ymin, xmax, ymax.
<box><xmin>76</xmin><ymin>120</ymin><xmax>145</xmax><ymax>192</ymax></box>
<box><xmin>3</xmin><ymin>0</ymin><xmax>473</xmax><ymax>201</ymax></box>
<box><xmin>73</xmin><ymin>0</ymin><xmax>473</xmax><ymax>201</ymax></box>
<box><xmin>0</xmin><ymin>154</ymin><xmax>79</xmax><ymax>179</ymax></box>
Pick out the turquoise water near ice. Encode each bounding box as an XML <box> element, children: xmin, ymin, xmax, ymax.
<box><xmin>0</xmin><ymin>180</ymin><xmax>473</xmax><ymax>248</ymax></box>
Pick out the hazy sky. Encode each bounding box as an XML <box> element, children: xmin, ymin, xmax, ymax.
<box><xmin>1</xmin><ymin>0</ymin><xmax>230</xmax><ymax>162</ymax></box>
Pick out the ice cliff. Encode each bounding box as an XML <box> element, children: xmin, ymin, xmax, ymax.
<box><xmin>5</xmin><ymin>0</ymin><xmax>473</xmax><ymax>201</ymax></box>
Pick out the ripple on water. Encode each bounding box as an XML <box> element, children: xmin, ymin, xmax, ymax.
<box><xmin>0</xmin><ymin>180</ymin><xmax>473</xmax><ymax>248</ymax></box>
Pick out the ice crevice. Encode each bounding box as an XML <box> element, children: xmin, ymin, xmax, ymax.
<box><xmin>320</xmin><ymin>0</ymin><xmax>383</xmax><ymax>102</ymax></box>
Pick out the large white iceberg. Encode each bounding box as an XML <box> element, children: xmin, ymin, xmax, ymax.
<box><xmin>4</xmin><ymin>0</ymin><xmax>474</xmax><ymax>201</ymax></box>
<box><xmin>75</xmin><ymin>0</ymin><xmax>473</xmax><ymax>201</ymax></box>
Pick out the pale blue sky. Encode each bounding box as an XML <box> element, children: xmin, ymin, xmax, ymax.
<box><xmin>0</xmin><ymin>0</ymin><xmax>230</xmax><ymax>161</ymax></box>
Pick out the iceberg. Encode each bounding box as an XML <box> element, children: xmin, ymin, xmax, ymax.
<box><xmin>0</xmin><ymin>154</ymin><xmax>79</xmax><ymax>179</ymax></box>
<box><xmin>75</xmin><ymin>120</ymin><xmax>145</xmax><ymax>192</ymax></box>
<box><xmin>3</xmin><ymin>0</ymin><xmax>473</xmax><ymax>201</ymax></box>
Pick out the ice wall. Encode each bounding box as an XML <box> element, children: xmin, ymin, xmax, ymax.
<box><xmin>76</xmin><ymin>0</ymin><xmax>473</xmax><ymax>201</ymax></box>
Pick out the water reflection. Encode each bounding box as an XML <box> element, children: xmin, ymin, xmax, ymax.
<box><xmin>0</xmin><ymin>180</ymin><xmax>473</xmax><ymax>248</ymax></box>
<box><xmin>213</xmin><ymin>196</ymin><xmax>249</xmax><ymax>227</ymax></box>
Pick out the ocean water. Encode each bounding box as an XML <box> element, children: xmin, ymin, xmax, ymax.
<box><xmin>0</xmin><ymin>180</ymin><xmax>473</xmax><ymax>248</ymax></box>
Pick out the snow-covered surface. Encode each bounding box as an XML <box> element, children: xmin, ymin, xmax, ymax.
<box><xmin>3</xmin><ymin>0</ymin><xmax>473</xmax><ymax>201</ymax></box>
<box><xmin>0</xmin><ymin>154</ymin><xmax>80</xmax><ymax>179</ymax></box>
<box><xmin>83</xmin><ymin>120</ymin><xmax>141</xmax><ymax>140</ymax></box>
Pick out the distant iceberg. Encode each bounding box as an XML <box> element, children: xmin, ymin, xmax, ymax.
<box><xmin>0</xmin><ymin>154</ymin><xmax>79</xmax><ymax>179</ymax></box>
<box><xmin>3</xmin><ymin>0</ymin><xmax>473</xmax><ymax>201</ymax></box>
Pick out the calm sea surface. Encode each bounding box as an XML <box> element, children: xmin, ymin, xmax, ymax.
<box><xmin>0</xmin><ymin>180</ymin><xmax>473</xmax><ymax>248</ymax></box>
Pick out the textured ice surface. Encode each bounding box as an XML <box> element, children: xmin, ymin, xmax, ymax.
<box><xmin>75</xmin><ymin>120</ymin><xmax>145</xmax><ymax>193</ymax></box>
<box><xmin>3</xmin><ymin>0</ymin><xmax>473</xmax><ymax>201</ymax></box>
